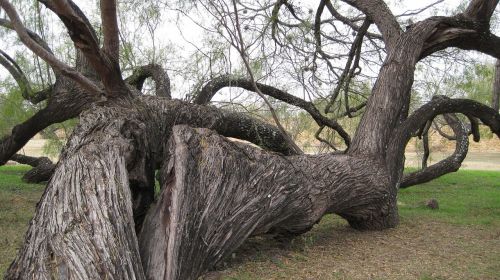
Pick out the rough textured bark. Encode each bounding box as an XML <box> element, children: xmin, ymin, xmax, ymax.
<box><xmin>4</xmin><ymin>97</ymin><xmax>309</xmax><ymax>278</ymax></box>
<box><xmin>194</xmin><ymin>75</ymin><xmax>351</xmax><ymax>147</ymax></box>
<box><xmin>139</xmin><ymin>125</ymin><xmax>396</xmax><ymax>280</ymax></box>
<box><xmin>6</xmin><ymin>105</ymin><xmax>147</xmax><ymax>279</ymax></box>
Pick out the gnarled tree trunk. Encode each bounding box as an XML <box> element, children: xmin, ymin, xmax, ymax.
<box><xmin>6</xmin><ymin>97</ymin><xmax>398</xmax><ymax>280</ymax></box>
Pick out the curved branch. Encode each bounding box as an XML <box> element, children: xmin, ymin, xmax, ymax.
<box><xmin>193</xmin><ymin>75</ymin><xmax>351</xmax><ymax>147</ymax></box>
<box><xmin>0</xmin><ymin>49</ymin><xmax>33</xmax><ymax>99</ymax></box>
<box><xmin>400</xmin><ymin>114</ymin><xmax>468</xmax><ymax>188</ymax></box>
<box><xmin>419</xmin><ymin>0</ymin><xmax>500</xmax><ymax>60</ymax></box>
<box><xmin>340</xmin><ymin>0</ymin><xmax>401</xmax><ymax>50</ymax></box>
<box><xmin>324</xmin><ymin>19</ymin><xmax>370</xmax><ymax>114</ymax></box>
<box><xmin>125</xmin><ymin>64</ymin><xmax>171</xmax><ymax>98</ymax></box>
<box><xmin>0</xmin><ymin>49</ymin><xmax>52</xmax><ymax>103</ymax></box>
<box><xmin>324</xmin><ymin>0</ymin><xmax>382</xmax><ymax>40</ymax></box>
<box><xmin>387</xmin><ymin>96</ymin><xmax>500</xmax><ymax>185</ymax></box>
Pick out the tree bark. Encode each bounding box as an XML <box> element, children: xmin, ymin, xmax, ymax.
<box><xmin>139</xmin><ymin>125</ymin><xmax>397</xmax><ymax>280</ymax></box>
<box><xmin>7</xmin><ymin>98</ymin><xmax>398</xmax><ymax>279</ymax></box>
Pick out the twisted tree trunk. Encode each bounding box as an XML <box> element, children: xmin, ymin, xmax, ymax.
<box><xmin>139</xmin><ymin>125</ymin><xmax>396</xmax><ymax>280</ymax></box>
<box><xmin>6</xmin><ymin>97</ymin><xmax>398</xmax><ymax>279</ymax></box>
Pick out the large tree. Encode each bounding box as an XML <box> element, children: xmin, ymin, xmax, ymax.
<box><xmin>1</xmin><ymin>0</ymin><xmax>499</xmax><ymax>279</ymax></box>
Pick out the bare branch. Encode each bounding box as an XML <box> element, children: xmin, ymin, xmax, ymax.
<box><xmin>493</xmin><ymin>59</ymin><xmax>500</xmax><ymax>111</ymax></box>
<box><xmin>324</xmin><ymin>19</ymin><xmax>370</xmax><ymax>114</ymax></box>
<box><xmin>464</xmin><ymin>0</ymin><xmax>499</xmax><ymax>21</ymax></box>
<box><xmin>400</xmin><ymin>114</ymin><xmax>468</xmax><ymax>188</ymax></box>
<box><xmin>0</xmin><ymin>49</ymin><xmax>32</xmax><ymax>99</ymax></box>
<box><xmin>38</xmin><ymin>0</ymin><xmax>128</xmax><ymax>97</ymax></box>
<box><xmin>125</xmin><ymin>64</ymin><xmax>171</xmax><ymax>98</ymax></box>
<box><xmin>230</xmin><ymin>0</ymin><xmax>303</xmax><ymax>154</ymax></box>
<box><xmin>100</xmin><ymin>0</ymin><xmax>120</xmax><ymax>62</ymax></box>
<box><xmin>387</xmin><ymin>96</ymin><xmax>500</xmax><ymax>180</ymax></box>
<box><xmin>193</xmin><ymin>75</ymin><xmax>351</xmax><ymax>147</ymax></box>
<box><xmin>324</xmin><ymin>0</ymin><xmax>382</xmax><ymax>40</ymax></box>
<box><xmin>340</xmin><ymin>0</ymin><xmax>402</xmax><ymax>50</ymax></box>
<box><xmin>0</xmin><ymin>0</ymin><xmax>104</xmax><ymax>95</ymax></box>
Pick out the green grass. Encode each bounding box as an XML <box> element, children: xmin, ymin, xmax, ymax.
<box><xmin>0</xmin><ymin>166</ymin><xmax>499</xmax><ymax>278</ymax></box>
<box><xmin>0</xmin><ymin>165</ymin><xmax>44</xmax><ymax>275</ymax></box>
<box><xmin>399</xmin><ymin>170</ymin><xmax>500</xmax><ymax>226</ymax></box>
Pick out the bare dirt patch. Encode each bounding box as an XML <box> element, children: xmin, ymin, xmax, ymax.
<box><xmin>212</xmin><ymin>216</ymin><xmax>500</xmax><ymax>280</ymax></box>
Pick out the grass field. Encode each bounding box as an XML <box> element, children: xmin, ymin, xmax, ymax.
<box><xmin>0</xmin><ymin>165</ymin><xmax>499</xmax><ymax>279</ymax></box>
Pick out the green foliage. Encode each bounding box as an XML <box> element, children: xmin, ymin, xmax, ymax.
<box><xmin>0</xmin><ymin>85</ymin><xmax>37</xmax><ymax>136</ymax></box>
<box><xmin>454</xmin><ymin>63</ymin><xmax>494</xmax><ymax>105</ymax></box>
<box><xmin>42</xmin><ymin>118</ymin><xmax>79</xmax><ymax>157</ymax></box>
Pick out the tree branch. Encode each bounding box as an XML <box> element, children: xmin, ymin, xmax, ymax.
<box><xmin>125</xmin><ymin>64</ymin><xmax>171</xmax><ymax>98</ymax></box>
<box><xmin>193</xmin><ymin>75</ymin><xmax>351</xmax><ymax>147</ymax></box>
<box><xmin>100</xmin><ymin>0</ymin><xmax>120</xmax><ymax>62</ymax></box>
<box><xmin>38</xmin><ymin>0</ymin><xmax>128</xmax><ymax>97</ymax></box>
<box><xmin>400</xmin><ymin>114</ymin><xmax>468</xmax><ymax>188</ymax></box>
<box><xmin>387</xmin><ymin>96</ymin><xmax>500</xmax><ymax>186</ymax></box>
<box><xmin>0</xmin><ymin>0</ymin><xmax>104</xmax><ymax>95</ymax></box>
<box><xmin>340</xmin><ymin>0</ymin><xmax>401</xmax><ymax>50</ymax></box>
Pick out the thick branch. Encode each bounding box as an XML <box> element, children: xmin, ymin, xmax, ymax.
<box><xmin>493</xmin><ymin>59</ymin><xmax>500</xmax><ymax>111</ymax></box>
<box><xmin>100</xmin><ymin>0</ymin><xmax>120</xmax><ymax>62</ymax></box>
<box><xmin>193</xmin><ymin>75</ymin><xmax>351</xmax><ymax>147</ymax></box>
<box><xmin>38</xmin><ymin>0</ymin><xmax>128</xmax><ymax>97</ymax></box>
<box><xmin>340</xmin><ymin>0</ymin><xmax>401</xmax><ymax>50</ymax></box>
<box><xmin>463</xmin><ymin>0</ymin><xmax>499</xmax><ymax>21</ymax></box>
<box><xmin>400</xmin><ymin>114</ymin><xmax>468</xmax><ymax>188</ymax></box>
<box><xmin>387</xmin><ymin>96</ymin><xmax>500</xmax><ymax>185</ymax></box>
<box><xmin>125</xmin><ymin>64</ymin><xmax>171</xmax><ymax>98</ymax></box>
<box><xmin>10</xmin><ymin>154</ymin><xmax>55</xmax><ymax>183</ymax></box>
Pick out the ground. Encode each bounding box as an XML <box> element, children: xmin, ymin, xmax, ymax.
<box><xmin>1</xmin><ymin>166</ymin><xmax>499</xmax><ymax>279</ymax></box>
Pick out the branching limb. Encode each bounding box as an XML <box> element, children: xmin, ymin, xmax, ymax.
<box><xmin>400</xmin><ymin>114</ymin><xmax>468</xmax><ymax>188</ymax></box>
<box><xmin>228</xmin><ymin>0</ymin><xmax>303</xmax><ymax>154</ymax></box>
<box><xmin>125</xmin><ymin>64</ymin><xmax>171</xmax><ymax>98</ymax></box>
<box><xmin>193</xmin><ymin>75</ymin><xmax>351</xmax><ymax>147</ymax></box>
<box><xmin>419</xmin><ymin>0</ymin><xmax>500</xmax><ymax>60</ymax></box>
<box><xmin>340</xmin><ymin>0</ymin><xmax>402</xmax><ymax>50</ymax></box>
<box><xmin>387</xmin><ymin>96</ymin><xmax>500</xmax><ymax>187</ymax></box>
<box><xmin>37</xmin><ymin>0</ymin><xmax>128</xmax><ymax>96</ymax></box>
<box><xmin>324</xmin><ymin>19</ymin><xmax>370</xmax><ymax>114</ymax></box>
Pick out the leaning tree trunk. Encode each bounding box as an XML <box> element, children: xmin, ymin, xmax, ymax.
<box><xmin>6</xmin><ymin>97</ymin><xmax>398</xmax><ymax>279</ymax></box>
<box><xmin>139</xmin><ymin>125</ymin><xmax>397</xmax><ymax>280</ymax></box>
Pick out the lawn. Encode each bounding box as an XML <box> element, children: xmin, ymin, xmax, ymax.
<box><xmin>1</xmin><ymin>165</ymin><xmax>499</xmax><ymax>279</ymax></box>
